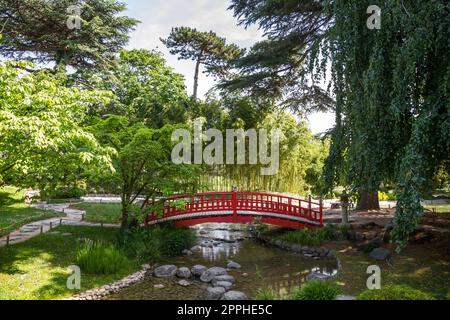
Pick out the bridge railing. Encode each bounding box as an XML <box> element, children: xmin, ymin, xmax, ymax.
<box><xmin>145</xmin><ymin>191</ymin><xmax>323</xmax><ymax>226</ymax></box>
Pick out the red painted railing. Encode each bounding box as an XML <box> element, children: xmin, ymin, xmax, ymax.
<box><xmin>145</xmin><ymin>192</ymin><xmax>323</xmax><ymax>229</ymax></box>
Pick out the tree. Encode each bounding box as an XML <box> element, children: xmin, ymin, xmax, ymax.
<box><xmin>161</xmin><ymin>27</ymin><xmax>244</xmax><ymax>99</ymax></box>
<box><xmin>0</xmin><ymin>60</ymin><xmax>115</xmax><ymax>191</ymax></box>
<box><xmin>0</xmin><ymin>0</ymin><xmax>138</xmax><ymax>71</ymax></box>
<box><xmin>89</xmin><ymin>116</ymin><xmax>201</xmax><ymax>228</ymax></box>
<box><xmin>84</xmin><ymin>49</ymin><xmax>189</xmax><ymax>128</ymax></box>
<box><xmin>222</xmin><ymin>0</ymin><xmax>334</xmax><ymax>116</ymax></box>
<box><xmin>226</xmin><ymin>0</ymin><xmax>449</xmax><ymax>249</ymax></box>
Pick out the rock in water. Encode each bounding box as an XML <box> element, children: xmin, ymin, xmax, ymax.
<box><xmin>221</xmin><ymin>291</ymin><xmax>248</xmax><ymax>300</ymax></box>
<box><xmin>213</xmin><ymin>281</ymin><xmax>233</xmax><ymax>290</ymax></box>
<box><xmin>176</xmin><ymin>267</ymin><xmax>192</xmax><ymax>279</ymax></box>
<box><xmin>205</xmin><ymin>287</ymin><xmax>226</xmax><ymax>300</ymax></box>
<box><xmin>369</xmin><ymin>247</ymin><xmax>390</xmax><ymax>261</ymax></box>
<box><xmin>178</xmin><ymin>280</ymin><xmax>190</xmax><ymax>287</ymax></box>
<box><xmin>191</xmin><ymin>265</ymin><xmax>207</xmax><ymax>277</ymax></box>
<box><xmin>306</xmin><ymin>272</ymin><xmax>331</xmax><ymax>281</ymax></box>
<box><xmin>200</xmin><ymin>267</ymin><xmax>227</xmax><ymax>282</ymax></box>
<box><xmin>154</xmin><ymin>265</ymin><xmax>177</xmax><ymax>277</ymax></box>
<box><xmin>227</xmin><ymin>261</ymin><xmax>241</xmax><ymax>269</ymax></box>
<box><xmin>182</xmin><ymin>249</ymin><xmax>193</xmax><ymax>255</ymax></box>
<box><xmin>212</xmin><ymin>275</ymin><xmax>235</xmax><ymax>285</ymax></box>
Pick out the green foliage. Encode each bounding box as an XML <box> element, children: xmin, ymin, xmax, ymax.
<box><xmin>227</xmin><ymin>0</ymin><xmax>450</xmax><ymax>250</ymax></box>
<box><xmin>161</xmin><ymin>26</ymin><xmax>244</xmax><ymax>98</ymax></box>
<box><xmin>278</xmin><ymin>225</ymin><xmax>334</xmax><ymax>246</ymax></box>
<box><xmin>43</xmin><ymin>186</ymin><xmax>86</xmax><ymax>200</ymax></box>
<box><xmin>75</xmin><ymin>239</ymin><xmax>131</xmax><ymax>274</ymax></box>
<box><xmin>86</xmin><ymin>49</ymin><xmax>189</xmax><ymax>127</ymax></box>
<box><xmin>0</xmin><ymin>61</ymin><xmax>115</xmax><ymax>190</ymax></box>
<box><xmin>255</xmin><ymin>287</ymin><xmax>277</xmax><ymax>300</ymax></box>
<box><xmin>291</xmin><ymin>281</ymin><xmax>339</xmax><ymax>300</ymax></box>
<box><xmin>89</xmin><ymin>116</ymin><xmax>201</xmax><ymax>227</ymax></box>
<box><xmin>378</xmin><ymin>191</ymin><xmax>396</xmax><ymax>201</ymax></box>
<box><xmin>118</xmin><ymin>224</ymin><xmax>196</xmax><ymax>262</ymax></box>
<box><xmin>0</xmin><ymin>0</ymin><xmax>138</xmax><ymax>70</ymax></box>
<box><xmin>357</xmin><ymin>285</ymin><xmax>435</xmax><ymax>300</ymax></box>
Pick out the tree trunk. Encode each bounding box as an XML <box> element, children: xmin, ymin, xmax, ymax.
<box><xmin>192</xmin><ymin>53</ymin><xmax>202</xmax><ymax>100</ymax></box>
<box><xmin>121</xmin><ymin>193</ymin><xmax>129</xmax><ymax>229</ymax></box>
<box><xmin>356</xmin><ymin>190</ymin><xmax>380</xmax><ymax>211</ymax></box>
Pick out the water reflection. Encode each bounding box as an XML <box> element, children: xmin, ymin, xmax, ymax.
<box><xmin>106</xmin><ymin>223</ymin><xmax>338</xmax><ymax>300</ymax></box>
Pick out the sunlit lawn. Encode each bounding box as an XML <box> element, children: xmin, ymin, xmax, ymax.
<box><xmin>424</xmin><ymin>204</ymin><xmax>450</xmax><ymax>213</ymax></box>
<box><xmin>0</xmin><ymin>187</ymin><xmax>64</xmax><ymax>237</ymax></box>
<box><xmin>0</xmin><ymin>226</ymin><xmax>138</xmax><ymax>300</ymax></box>
<box><xmin>71</xmin><ymin>203</ymin><xmax>122</xmax><ymax>224</ymax></box>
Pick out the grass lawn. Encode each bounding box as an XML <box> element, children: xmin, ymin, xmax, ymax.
<box><xmin>0</xmin><ymin>225</ymin><xmax>139</xmax><ymax>300</ymax></box>
<box><xmin>71</xmin><ymin>203</ymin><xmax>122</xmax><ymax>224</ymax></box>
<box><xmin>0</xmin><ymin>187</ymin><xmax>64</xmax><ymax>237</ymax></box>
<box><xmin>424</xmin><ymin>204</ymin><xmax>450</xmax><ymax>213</ymax></box>
<box><xmin>332</xmin><ymin>241</ymin><xmax>450</xmax><ymax>299</ymax></box>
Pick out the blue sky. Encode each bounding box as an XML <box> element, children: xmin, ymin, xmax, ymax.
<box><xmin>123</xmin><ymin>0</ymin><xmax>335</xmax><ymax>134</ymax></box>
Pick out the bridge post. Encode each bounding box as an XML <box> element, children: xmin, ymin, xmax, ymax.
<box><xmin>319</xmin><ymin>198</ymin><xmax>323</xmax><ymax>226</ymax></box>
<box><xmin>232</xmin><ymin>190</ymin><xmax>237</xmax><ymax>222</ymax></box>
<box><xmin>308</xmin><ymin>195</ymin><xmax>312</xmax><ymax>218</ymax></box>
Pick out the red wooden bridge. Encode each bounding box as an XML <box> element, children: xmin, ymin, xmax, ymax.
<box><xmin>145</xmin><ymin>192</ymin><xmax>323</xmax><ymax>229</ymax></box>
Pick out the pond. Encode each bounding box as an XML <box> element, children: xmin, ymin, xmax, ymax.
<box><xmin>105</xmin><ymin>223</ymin><xmax>338</xmax><ymax>300</ymax></box>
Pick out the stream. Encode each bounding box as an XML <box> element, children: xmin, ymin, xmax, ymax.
<box><xmin>105</xmin><ymin>223</ymin><xmax>338</xmax><ymax>300</ymax></box>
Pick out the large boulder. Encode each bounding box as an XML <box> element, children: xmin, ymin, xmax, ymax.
<box><xmin>205</xmin><ymin>287</ymin><xmax>226</xmax><ymax>300</ymax></box>
<box><xmin>176</xmin><ymin>267</ymin><xmax>192</xmax><ymax>279</ymax></box>
<box><xmin>154</xmin><ymin>265</ymin><xmax>177</xmax><ymax>278</ymax></box>
<box><xmin>200</xmin><ymin>267</ymin><xmax>228</xmax><ymax>282</ymax></box>
<box><xmin>221</xmin><ymin>291</ymin><xmax>248</xmax><ymax>300</ymax></box>
<box><xmin>191</xmin><ymin>265</ymin><xmax>207</xmax><ymax>277</ymax></box>
<box><xmin>369</xmin><ymin>247</ymin><xmax>390</xmax><ymax>261</ymax></box>
<box><xmin>227</xmin><ymin>261</ymin><xmax>241</xmax><ymax>269</ymax></box>
<box><xmin>212</xmin><ymin>274</ymin><xmax>235</xmax><ymax>285</ymax></box>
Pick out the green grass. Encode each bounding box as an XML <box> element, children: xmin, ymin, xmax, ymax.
<box><xmin>0</xmin><ymin>187</ymin><xmax>64</xmax><ymax>237</ymax></box>
<box><xmin>255</xmin><ymin>287</ymin><xmax>278</xmax><ymax>300</ymax></box>
<box><xmin>276</xmin><ymin>225</ymin><xmax>334</xmax><ymax>246</ymax></box>
<box><xmin>357</xmin><ymin>285</ymin><xmax>435</xmax><ymax>300</ymax></box>
<box><xmin>291</xmin><ymin>280</ymin><xmax>339</xmax><ymax>300</ymax></box>
<box><xmin>424</xmin><ymin>204</ymin><xmax>450</xmax><ymax>213</ymax></box>
<box><xmin>76</xmin><ymin>240</ymin><xmax>131</xmax><ymax>274</ymax></box>
<box><xmin>332</xmin><ymin>244</ymin><xmax>450</xmax><ymax>300</ymax></box>
<box><xmin>71</xmin><ymin>203</ymin><xmax>122</xmax><ymax>224</ymax></box>
<box><xmin>0</xmin><ymin>225</ymin><xmax>139</xmax><ymax>300</ymax></box>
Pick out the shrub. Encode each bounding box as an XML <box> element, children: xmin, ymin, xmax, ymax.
<box><xmin>357</xmin><ymin>285</ymin><xmax>435</xmax><ymax>300</ymax></box>
<box><xmin>278</xmin><ymin>225</ymin><xmax>334</xmax><ymax>246</ymax></box>
<box><xmin>119</xmin><ymin>224</ymin><xmax>196</xmax><ymax>262</ymax></box>
<box><xmin>76</xmin><ymin>240</ymin><xmax>131</xmax><ymax>274</ymax></box>
<box><xmin>255</xmin><ymin>288</ymin><xmax>277</xmax><ymax>300</ymax></box>
<box><xmin>291</xmin><ymin>281</ymin><xmax>339</xmax><ymax>300</ymax></box>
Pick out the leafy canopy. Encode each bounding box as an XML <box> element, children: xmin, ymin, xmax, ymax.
<box><xmin>0</xmin><ymin>61</ymin><xmax>115</xmax><ymax>190</ymax></box>
<box><xmin>0</xmin><ymin>0</ymin><xmax>138</xmax><ymax>70</ymax></box>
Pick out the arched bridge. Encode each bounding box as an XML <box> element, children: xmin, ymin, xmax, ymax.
<box><xmin>145</xmin><ymin>192</ymin><xmax>323</xmax><ymax>229</ymax></box>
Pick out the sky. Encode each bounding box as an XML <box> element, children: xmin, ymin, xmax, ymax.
<box><xmin>123</xmin><ymin>0</ymin><xmax>335</xmax><ymax>134</ymax></box>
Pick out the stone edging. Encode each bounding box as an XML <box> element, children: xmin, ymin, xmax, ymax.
<box><xmin>253</xmin><ymin>232</ymin><xmax>342</xmax><ymax>277</ymax></box>
<box><xmin>69</xmin><ymin>264</ymin><xmax>154</xmax><ymax>300</ymax></box>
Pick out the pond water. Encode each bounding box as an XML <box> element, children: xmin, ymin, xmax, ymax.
<box><xmin>105</xmin><ymin>223</ymin><xmax>338</xmax><ymax>300</ymax></box>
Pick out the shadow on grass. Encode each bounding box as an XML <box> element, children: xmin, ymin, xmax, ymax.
<box><xmin>0</xmin><ymin>226</ymin><xmax>136</xmax><ymax>300</ymax></box>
